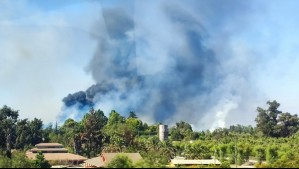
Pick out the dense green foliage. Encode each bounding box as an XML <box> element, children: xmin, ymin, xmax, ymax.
<box><xmin>33</xmin><ymin>152</ymin><xmax>51</xmax><ymax>168</ymax></box>
<box><xmin>0</xmin><ymin>151</ymin><xmax>35</xmax><ymax>168</ymax></box>
<box><xmin>1</xmin><ymin>100</ymin><xmax>299</xmax><ymax>168</ymax></box>
<box><xmin>255</xmin><ymin>100</ymin><xmax>299</xmax><ymax>137</ymax></box>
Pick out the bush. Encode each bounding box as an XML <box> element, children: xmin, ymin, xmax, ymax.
<box><xmin>33</xmin><ymin>152</ymin><xmax>51</xmax><ymax>168</ymax></box>
<box><xmin>0</xmin><ymin>156</ymin><xmax>11</xmax><ymax>168</ymax></box>
<box><xmin>0</xmin><ymin>151</ymin><xmax>34</xmax><ymax>168</ymax></box>
<box><xmin>107</xmin><ymin>154</ymin><xmax>134</xmax><ymax>168</ymax></box>
<box><xmin>255</xmin><ymin>163</ymin><xmax>270</xmax><ymax>168</ymax></box>
<box><xmin>220</xmin><ymin>161</ymin><xmax>231</xmax><ymax>168</ymax></box>
<box><xmin>11</xmin><ymin>151</ymin><xmax>33</xmax><ymax>168</ymax></box>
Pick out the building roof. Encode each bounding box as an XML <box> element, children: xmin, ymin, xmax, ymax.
<box><xmin>103</xmin><ymin>153</ymin><xmax>143</xmax><ymax>164</ymax></box>
<box><xmin>171</xmin><ymin>159</ymin><xmax>222</xmax><ymax>165</ymax></box>
<box><xmin>84</xmin><ymin>153</ymin><xmax>143</xmax><ymax>167</ymax></box>
<box><xmin>173</xmin><ymin>156</ymin><xmax>186</xmax><ymax>160</ymax></box>
<box><xmin>35</xmin><ymin>143</ymin><xmax>63</xmax><ymax>147</ymax></box>
<box><xmin>84</xmin><ymin>157</ymin><xmax>104</xmax><ymax>167</ymax></box>
<box><xmin>26</xmin><ymin>152</ymin><xmax>87</xmax><ymax>162</ymax></box>
<box><xmin>30</xmin><ymin>148</ymin><xmax>68</xmax><ymax>153</ymax></box>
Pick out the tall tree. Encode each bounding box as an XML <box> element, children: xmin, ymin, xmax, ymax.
<box><xmin>125</xmin><ymin>117</ymin><xmax>143</xmax><ymax>137</ymax></box>
<box><xmin>104</xmin><ymin>110</ymin><xmax>126</xmax><ymax>152</ymax></box>
<box><xmin>81</xmin><ymin>108</ymin><xmax>108</xmax><ymax>158</ymax></box>
<box><xmin>255</xmin><ymin>100</ymin><xmax>299</xmax><ymax>137</ymax></box>
<box><xmin>0</xmin><ymin>105</ymin><xmax>19</xmax><ymax>158</ymax></box>
<box><xmin>255</xmin><ymin>100</ymin><xmax>282</xmax><ymax>137</ymax></box>
<box><xmin>107</xmin><ymin>110</ymin><xmax>125</xmax><ymax>126</ymax></box>
<box><xmin>29</xmin><ymin>118</ymin><xmax>43</xmax><ymax>145</ymax></box>
<box><xmin>42</xmin><ymin>123</ymin><xmax>53</xmax><ymax>143</ymax></box>
<box><xmin>61</xmin><ymin>118</ymin><xmax>83</xmax><ymax>154</ymax></box>
<box><xmin>170</xmin><ymin>121</ymin><xmax>194</xmax><ymax>141</ymax></box>
<box><xmin>15</xmin><ymin>119</ymin><xmax>31</xmax><ymax>149</ymax></box>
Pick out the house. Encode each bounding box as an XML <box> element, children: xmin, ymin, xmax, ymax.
<box><xmin>170</xmin><ymin>157</ymin><xmax>222</xmax><ymax>167</ymax></box>
<box><xmin>84</xmin><ymin>153</ymin><xmax>143</xmax><ymax>168</ymax></box>
<box><xmin>26</xmin><ymin>143</ymin><xmax>87</xmax><ymax>166</ymax></box>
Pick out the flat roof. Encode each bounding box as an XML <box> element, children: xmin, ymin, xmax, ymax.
<box><xmin>84</xmin><ymin>157</ymin><xmax>104</xmax><ymax>167</ymax></box>
<box><xmin>30</xmin><ymin>148</ymin><xmax>68</xmax><ymax>152</ymax></box>
<box><xmin>171</xmin><ymin>159</ymin><xmax>222</xmax><ymax>165</ymax></box>
<box><xmin>27</xmin><ymin>152</ymin><xmax>87</xmax><ymax>162</ymax></box>
<box><xmin>35</xmin><ymin>143</ymin><xmax>63</xmax><ymax>147</ymax></box>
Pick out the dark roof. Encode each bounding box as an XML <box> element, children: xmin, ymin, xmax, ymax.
<box><xmin>30</xmin><ymin>148</ymin><xmax>68</xmax><ymax>153</ymax></box>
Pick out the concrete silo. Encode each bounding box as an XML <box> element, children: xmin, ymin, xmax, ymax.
<box><xmin>159</xmin><ymin>125</ymin><xmax>168</xmax><ymax>141</ymax></box>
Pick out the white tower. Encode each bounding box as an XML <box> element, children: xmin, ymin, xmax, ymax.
<box><xmin>159</xmin><ymin>125</ymin><xmax>168</xmax><ymax>141</ymax></box>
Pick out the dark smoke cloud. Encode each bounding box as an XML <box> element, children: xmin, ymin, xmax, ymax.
<box><xmin>86</xmin><ymin>83</ymin><xmax>117</xmax><ymax>99</ymax></box>
<box><xmin>62</xmin><ymin>91</ymin><xmax>93</xmax><ymax>109</ymax></box>
<box><xmin>62</xmin><ymin>83</ymin><xmax>117</xmax><ymax>108</ymax></box>
<box><xmin>62</xmin><ymin>0</ymin><xmax>262</xmax><ymax>130</ymax></box>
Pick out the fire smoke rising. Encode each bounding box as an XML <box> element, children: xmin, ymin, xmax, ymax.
<box><xmin>61</xmin><ymin>0</ymin><xmax>262</xmax><ymax>130</ymax></box>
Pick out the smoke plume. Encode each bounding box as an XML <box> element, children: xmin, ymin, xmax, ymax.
<box><xmin>62</xmin><ymin>0</ymin><xmax>263</xmax><ymax>130</ymax></box>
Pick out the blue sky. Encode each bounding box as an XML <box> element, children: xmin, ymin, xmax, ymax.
<box><xmin>0</xmin><ymin>0</ymin><xmax>98</xmax><ymax>122</ymax></box>
<box><xmin>0</xmin><ymin>0</ymin><xmax>299</xmax><ymax>129</ymax></box>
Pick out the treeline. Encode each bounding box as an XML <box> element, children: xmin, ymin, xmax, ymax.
<box><xmin>0</xmin><ymin>106</ymin><xmax>44</xmax><ymax>157</ymax></box>
<box><xmin>1</xmin><ymin>100</ymin><xmax>299</xmax><ymax>168</ymax></box>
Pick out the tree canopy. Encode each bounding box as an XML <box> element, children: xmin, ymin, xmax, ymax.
<box><xmin>106</xmin><ymin>154</ymin><xmax>134</xmax><ymax>168</ymax></box>
<box><xmin>1</xmin><ymin>100</ymin><xmax>299</xmax><ymax>168</ymax></box>
<box><xmin>255</xmin><ymin>100</ymin><xmax>299</xmax><ymax>137</ymax></box>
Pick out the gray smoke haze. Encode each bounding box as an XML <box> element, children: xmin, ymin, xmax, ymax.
<box><xmin>62</xmin><ymin>0</ymin><xmax>264</xmax><ymax>130</ymax></box>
